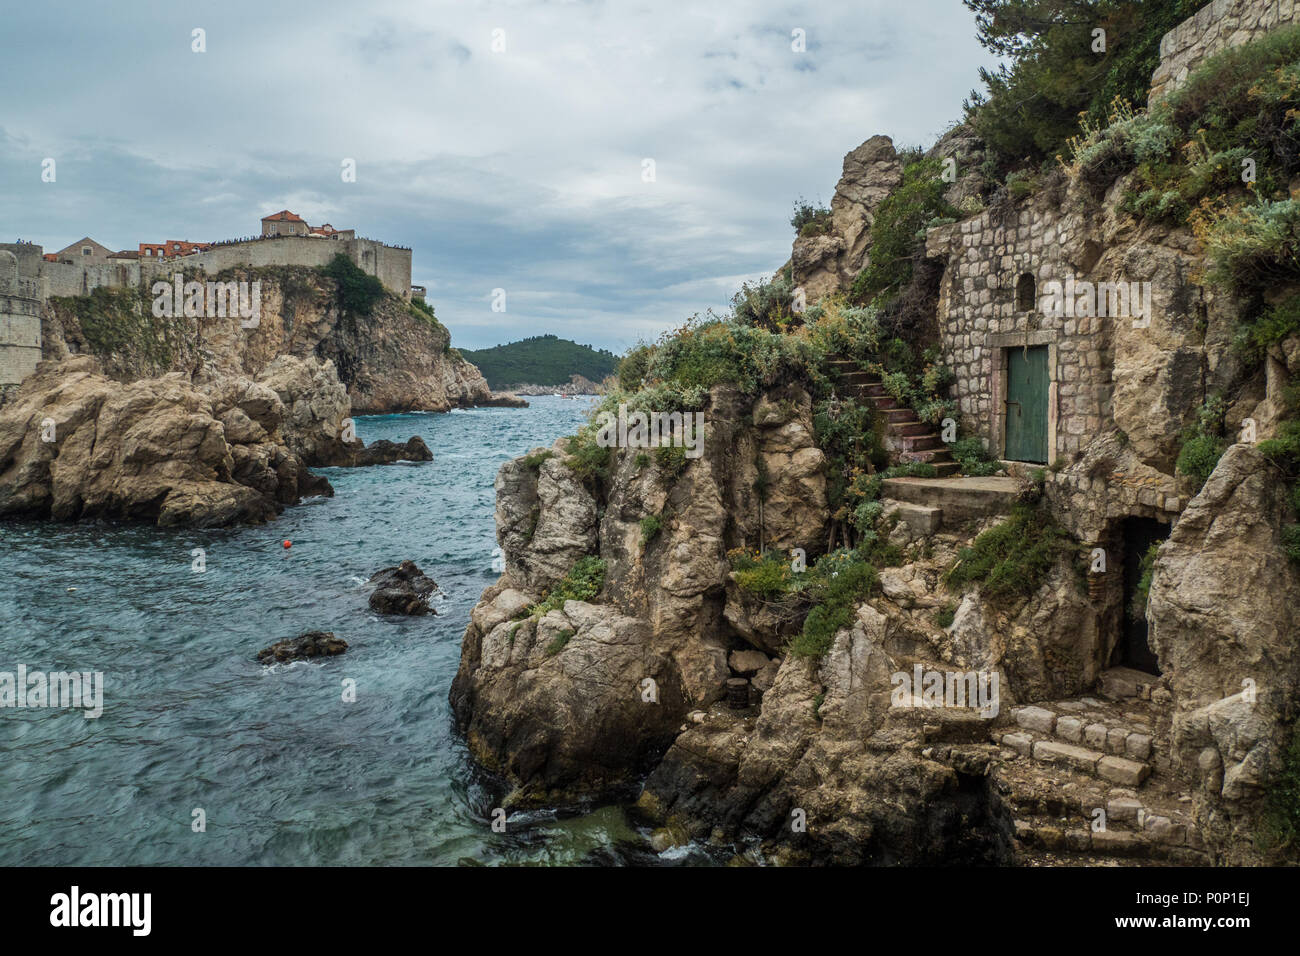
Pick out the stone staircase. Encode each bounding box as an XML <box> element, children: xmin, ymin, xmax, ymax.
<box><xmin>827</xmin><ymin>356</ymin><xmax>959</xmax><ymax>477</ymax></box>
<box><xmin>994</xmin><ymin>694</ymin><xmax>1206</xmax><ymax>865</ymax></box>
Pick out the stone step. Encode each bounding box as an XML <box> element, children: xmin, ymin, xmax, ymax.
<box><xmin>878</xmin><ymin>475</ymin><xmax>1019</xmax><ymax>521</ymax></box>
<box><xmin>1004</xmin><ymin>735</ymin><xmax>1151</xmax><ymax>787</ymax></box>
<box><xmin>930</xmin><ymin>461</ymin><xmax>962</xmax><ymax>477</ymax></box>
<box><xmin>899</xmin><ymin>434</ymin><xmax>944</xmax><ymax>452</ymax></box>
<box><xmin>1011</xmin><ymin>704</ymin><xmax>1156</xmax><ymax>761</ymax></box>
<box><xmin>1011</xmin><ymin>817</ymin><xmax>1206</xmax><ymax>863</ymax></box>
<box><xmin>898</xmin><ymin>448</ymin><xmax>954</xmax><ymax>466</ymax></box>
<box><xmin>872</xmin><ymin>396</ymin><xmax>901</xmax><ymax>411</ymax></box>
<box><xmin>882</xmin><ymin>499</ymin><xmax>942</xmax><ymax>535</ymax></box>
<box><xmin>882</xmin><ymin>408</ymin><xmax>915</xmax><ymax>424</ymax></box>
<box><xmin>995</xmin><ymin>742</ymin><xmax>1203</xmax><ymax>863</ymax></box>
<box><xmin>892</xmin><ymin>421</ymin><xmax>932</xmax><ymax>437</ymax></box>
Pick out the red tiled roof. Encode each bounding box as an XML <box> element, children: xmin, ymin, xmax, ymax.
<box><xmin>261</xmin><ymin>210</ymin><xmax>305</xmax><ymax>222</ymax></box>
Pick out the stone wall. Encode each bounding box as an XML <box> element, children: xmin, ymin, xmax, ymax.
<box><xmin>925</xmin><ymin>198</ymin><xmax>1111</xmax><ymax>464</ymax></box>
<box><xmin>0</xmin><ymin>252</ymin><xmax>43</xmax><ymax>386</ymax></box>
<box><xmin>14</xmin><ymin>236</ymin><xmax>412</xmax><ymax>303</ymax></box>
<box><xmin>1149</xmin><ymin>0</ymin><xmax>1299</xmax><ymax>103</ymax></box>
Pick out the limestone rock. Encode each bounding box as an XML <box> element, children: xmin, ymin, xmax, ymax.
<box><xmin>788</xmin><ymin>135</ymin><xmax>903</xmax><ymax>303</ymax></box>
<box><xmin>0</xmin><ymin>356</ymin><xmax>333</xmax><ymax>527</ymax></box>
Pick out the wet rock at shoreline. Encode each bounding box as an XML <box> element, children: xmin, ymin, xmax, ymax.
<box><xmin>368</xmin><ymin>560</ymin><xmax>438</xmax><ymax>615</ymax></box>
<box><xmin>0</xmin><ymin>355</ymin><xmax>334</xmax><ymax>528</ymax></box>
<box><xmin>257</xmin><ymin>631</ymin><xmax>348</xmax><ymax>663</ymax></box>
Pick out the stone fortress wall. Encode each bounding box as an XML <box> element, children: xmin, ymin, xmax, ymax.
<box><xmin>0</xmin><ymin>234</ymin><xmax>413</xmax><ymax>386</ymax></box>
<box><xmin>0</xmin><ymin>251</ymin><xmax>42</xmax><ymax>386</ymax></box>
<box><xmin>32</xmin><ymin>235</ymin><xmax>412</xmax><ymax>301</ymax></box>
<box><xmin>1148</xmin><ymin>0</ymin><xmax>1299</xmax><ymax>102</ymax></box>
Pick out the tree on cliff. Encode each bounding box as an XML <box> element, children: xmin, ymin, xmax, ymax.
<box><xmin>963</xmin><ymin>0</ymin><xmax>1201</xmax><ymax>175</ymax></box>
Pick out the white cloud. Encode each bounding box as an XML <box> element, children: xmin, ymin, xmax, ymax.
<box><xmin>0</xmin><ymin>0</ymin><xmax>994</xmax><ymax>350</ymax></box>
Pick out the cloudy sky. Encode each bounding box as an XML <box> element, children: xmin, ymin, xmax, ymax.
<box><xmin>0</xmin><ymin>0</ymin><xmax>994</xmax><ymax>353</ymax></box>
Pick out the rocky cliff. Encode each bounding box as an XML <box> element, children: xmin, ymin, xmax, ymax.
<box><xmin>0</xmin><ymin>354</ymin><xmax>339</xmax><ymax>526</ymax></box>
<box><xmin>451</xmin><ymin>384</ymin><xmax>1064</xmax><ymax>864</ymax></box>
<box><xmin>41</xmin><ymin>267</ymin><xmax>522</xmax><ymax>414</ymax></box>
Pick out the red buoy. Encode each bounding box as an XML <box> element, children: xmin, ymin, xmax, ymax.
<box><xmin>283</xmin><ymin>540</ymin><xmax>292</xmax><ymax>549</ymax></box>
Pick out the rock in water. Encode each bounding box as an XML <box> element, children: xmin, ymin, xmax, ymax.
<box><xmin>368</xmin><ymin>560</ymin><xmax>438</xmax><ymax>615</ymax></box>
<box><xmin>350</xmin><ymin>436</ymin><xmax>433</xmax><ymax>466</ymax></box>
<box><xmin>257</xmin><ymin>631</ymin><xmax>348</xmax><ymax>663</ymax></box>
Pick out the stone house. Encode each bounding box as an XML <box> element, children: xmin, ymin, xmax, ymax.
<box><xmin>51</xmin><ymin>236</ymin><xmax>115</xmax><ymax>266</ymax></box>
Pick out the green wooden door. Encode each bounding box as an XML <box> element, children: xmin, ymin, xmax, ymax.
<box><xmin>1005</xmin><ymin>346</ymin><xmax>1049</xmax><ymax>463</ymax></box>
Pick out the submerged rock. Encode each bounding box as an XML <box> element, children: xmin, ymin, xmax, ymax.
<box><xmin>257</xmin><ymin>631</ymin><xmax>348</xmax><ymax>663</ymax></box>
<box><xmin>368</xmin><ymin>560</ymin><xmax>438</xmax><ymax>615</ymax></box>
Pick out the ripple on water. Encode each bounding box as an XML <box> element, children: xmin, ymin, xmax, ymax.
<box><xmin>0</xmin><ymin>397</ymin><xmax>686</xmax><ymax>866</ymax></box>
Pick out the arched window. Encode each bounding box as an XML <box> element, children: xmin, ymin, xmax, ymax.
<box><xmin>1016</xmin><ymin>273</ymin><xmax>1036</xmax><ymax>312</ymax></box>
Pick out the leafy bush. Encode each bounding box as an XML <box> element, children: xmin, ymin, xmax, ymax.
<box><xmin>791</xmin><ymin>198</ymin><xmax>833</xmax><ymax>236</ymax></box>
<box><xmin>936</xmin><ymin>603</ymin><xmax>957</xmax><ymax>629</ymax></box>
<box><xmin>944</xmin><ymin>504</ymin><xmax>1074</xmax><ymax>606</ymax></box>
<box><xmin>1201</xmin><ymin>199</ymin><xmax>1300</xmax><ymax>292</ymax></box>
<box><xmin>1128</xmin><ymin>541</ymin><xmax>1161</xmax><ymax>620</ymax></box>
<box><xmin>1175</xmin><ymin>397</ymin><xmax>1228</xmax><ymax>492</ymax></box>
<box><xmin>640</xmin><ymin>513</ymin><xmax>663</xmax><ymax>546</ymax></box>
<box><xmin>521</xmin><ymin>450</ymin><xmax>554</xmax><ymax>470</ymax></box>
<box><xmin>319</xmin><ymin>253</ymin><xmax>386</xmax><ymax>316</ymax></box>
<box><xmin>564</xmin><ymin>428</ymin><xmax>614</xmax><ymax>486</ymax></box>
<box><xmin>789</xmin><ymin>552</ymin><xmax>879</xmax><ymax>659</ymax></box>
<box><xmin>529</xmin><ymin>556</ymin><xmax>607</xmax><ymax>617</ymax></box>
<box><xmin>849</xmin><ymin>158</ymin><xmax>956</xmax><ymax>309</ymax></box>
<box><xmin>1176</xmin><ymin>433</ymin><xmax>1227</xmax><ymax>490</ymax></box>
<box><xmin>731</xmin><ymin>276</ymin><xmax>799</xmax><ymax>332</ymax></box>
<box><xmin>729</xmin><ymin>548</ymin><xmax>795</xmax><ymax>597</ymax></box>
<box><xmin>949</xmin><ymin>435</ymin><xmax>1001</xmax><ymax>477</ymax></box>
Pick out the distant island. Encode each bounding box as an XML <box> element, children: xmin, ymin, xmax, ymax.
<box><xmin>460</xmin><ymin>334</ymin><xmax>619</xmax><ymax>390</ymax></box>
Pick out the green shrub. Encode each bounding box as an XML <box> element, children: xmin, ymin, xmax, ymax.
<box><xmin>730</xmin><ymin>549</ymin><xmax>795</xmax><ymax>597</ymax></box>
<box><xmin>565</xmin><ymin>428</ymin><xmax>613</xmax><ymax>486</ymax></box>
<box><xmin>789</xmin><ymin>553</ymin><xmax>879</xmax><ymax>659</ymax></box>
<box><xmin>731</xmin><ymin>276</ymin><xmax>798</xmax><ymax>331</ymax></box>
<box><xmin>1176</xmin><ymin>433</ymin><xmax>1227</xmax><ymax>491</ymax></box>
<box><xmin>944</xmin><ymin>504</ymin><xmax>1074</xmax><ymax>606</ymax></box>
<box><xmin>618</xmin><ymin>345</ymin><xmax>653</xmax><ymax>391</ymax></box>
<box><xmin>319</xmin><ymin>253</ymin><xmax>386</xmax><ymax>316</ymax></box>
<box><xmin>545</xmin><ymin>630</ymin><xmax>575</xmax><ymax>656</ymax></box>
<box><xmin>1128</xmin><ymin>542</ymin><xmax>1162</xmax><ymax>620</ymax></box>
<box><xmin>529</xmin><ymin>557</ymin><xmax>607</xmax><ymax>617</ymax></box>
<box><xmin>655</xmin><ymin>444</ymin><xmax>688</xmax><ymax>480</ymax></box>
<box><xmin>950</xmin><ymin>436</ymin><xmax>1001</xmax><ymax>477</ymax></box>
<box><xmin>521</xmin><ymin>449</ymin><xmax>554</xmax><ymax>470</ymax></box>
<box><xmin>936</xmin><ymin>603</ymin><xmax>957</xmax><ymax>629</ymax></box>
<box><xmin>1175</xmin><ymin>397</ymin><xmax>1228</xmax><ymax>492</ymax></box>
<box><xmin>640</xmin><ymin>513</ymin><xmax>663</xmax><ymax>546</ymax></box>
<box><xmin>791</xmin><ymin>198</ymin><xmax>833</xmax><ymax>236</ymax></box>
<box><xmin>850</xmin><ymin>158</ymin><xmax>956</xmax><ymax>309</ymax></box>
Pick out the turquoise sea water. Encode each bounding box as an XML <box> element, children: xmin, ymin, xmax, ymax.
<box><xmin>0</xmin><ymin>397</ymin><xmax>699</xmax><ymax>866</ymax></box>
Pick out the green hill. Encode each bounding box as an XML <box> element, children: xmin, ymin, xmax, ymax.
<box><xmin>460</xmin><ymin>335</ymin><xmax>620</xmax><ymax>389</ymax></box>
